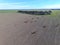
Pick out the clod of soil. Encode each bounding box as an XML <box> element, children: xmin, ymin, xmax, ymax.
<box><xmin>31</xmin><ymin>31</ymin><xmax>36</xmax><ymax>34</ymax></box>
<box><xmin>24</xmin><ymin>20</ymin><xmax>28</xmax><ymax>23</ymax></box>
<box><xmin>43</xmin><ymin>26</ymin><xmax>46</xmax><ymax>28</ymax></box>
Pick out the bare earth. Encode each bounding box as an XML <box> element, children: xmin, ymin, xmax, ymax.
<box><xmin>0</xmin><ymin>13</ymin><xmax>60</xmax><ymax>45</ymax></box>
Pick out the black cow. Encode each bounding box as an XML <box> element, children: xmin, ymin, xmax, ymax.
<box><xmin>39</xmin><ymin>11</ymin><xmax>45</xmax><ymax>15</ymax></box>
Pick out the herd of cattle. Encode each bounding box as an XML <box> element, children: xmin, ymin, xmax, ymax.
<box><xmin>17</xmin><ymin>10</ymin><xmax>52</xmax><ymax>15</ymax></box>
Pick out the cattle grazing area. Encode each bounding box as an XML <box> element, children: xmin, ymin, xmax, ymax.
<box><xmin>17</xmin><ymin>10</ymin><xmax>52</xmax><ymax>15</ymax></box>
<box><xmin>0</xmin><ymin>9</ymin><xmax>60</xmax><ymax>45</ymax></box>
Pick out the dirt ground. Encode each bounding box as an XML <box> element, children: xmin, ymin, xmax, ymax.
<box><xmin>0</xmin><ymin>13</ymin><xmax>60</xmax><ymax>45</ymax></box>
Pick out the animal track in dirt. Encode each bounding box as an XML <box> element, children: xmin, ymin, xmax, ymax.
<box><xmin>29</xmin><ymin>16</ymin><xmax>31</xmax><ymax>17</ymax></box>
<box><xmin>55</xmin><ymin>24</ymin><xmax>59</xmax><ymax>27</ymax></box>
<box><xmin>36</xmin><ymin>17</ymin><xmax>39</xmax><ymax>19</ymax></box>
<box><xmin>30</xmin><ymin>21</ymin><xmax>33</xmax><ymax>23</ymax></box>
<box><xmin>34</xmin><ymin>20</ymin><xmax>37</xmax><ymax>22</ymax></box>
<box><xmin>43</xmin><ymin>26</ymin><xmax>46</xmax><ymax>28</ymax></box>
<box><xmin>31</xmin><ymin>18</ymin><xmax>34</xmax><ymax>20</ymax></box>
